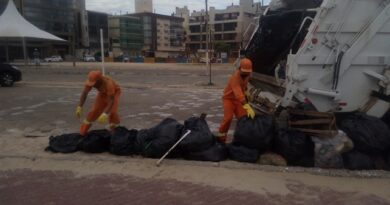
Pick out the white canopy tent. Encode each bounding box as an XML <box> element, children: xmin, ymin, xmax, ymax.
<box><xmin>0</xmin><ymin>0</ymin><xmax>65</xmax><ymax>64</ymax></box>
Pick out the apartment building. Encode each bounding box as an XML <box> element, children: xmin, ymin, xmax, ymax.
<box><xmin>128</xmin><ymin>13</ymin><xmax>185</xmax><ymax>58</ymax></box>
<box><xmin>177</xmin><ymin>0</ymin><xmax>264</xmax><ymax>58</ymax></box>
<box><xmin>108</xmin><ymin>15</ymin><xmax>144</xmax><ymax>57</ymax></box>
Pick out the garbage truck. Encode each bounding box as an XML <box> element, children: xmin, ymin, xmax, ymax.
<box><xmin>245</xmin><ymin>0</ymin><xmax>390</xmax><ymax>137</ymax></box>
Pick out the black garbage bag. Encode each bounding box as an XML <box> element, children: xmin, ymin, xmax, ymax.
<box><xmin>228</xmin><ymin>144</ymin><xmax>260</xmax><ymax>163</ymax></box>
<box><xmin>340</xmin><ymin>113</ymin><xmax>390</xmax><ymax>155</ymax></box>
<box><xmin>342</xmin><ymin>151</ymin><xmax>375</xmax><ymax>170</ymax></box>
<box><xmin>273</xmin><ymin>129</ymin><xmax>314</xmax><ymax>166</ymax></box>
<box><xmin>184</xmin><ymin>142</ymin><xmax>228</xmax><ymax>162</ymax></box>
<box><xmin>110</xmin><ymin>127</ymin><xmax>138</xmax><ymax>156</ymax></box>
<box><xmin>134</xmin><ymin>129</ymin><xmax>151</xmax><ymax>154</ymax></box>
<box><xmin>233</xmin><ymin>115</ymin><xmax>274</xmax><ymax>152</ymax></box>
<box><xmin>46</xmin><ymin>133</ymin><xmax>82</xmax><ymax>153</ymax></box>
<box><xmin>80</xmin><ymin>129</ymin><xmax>111</xmax><ymax>153</ymax></box>
<box><xmin>372</xmin><ymin>155</ymin><xmax>390</xmax><ymax>171</ymax></box>
<box><xmin>137</xmin><ymin>118</ymin><xmax>184</xmax><ymax>158</ymax></box>
<box><xmin>293</xmin><ymin>156</ymin><xmax>315</xmax><ymax>168</ymax></box>
<box><xmin>381</xmin><ymin>110</ymin><xmax>390</xmax><ymax>129</ymax></box>
<box><xmin>388</xmin><ymin>153</ymin><xmax>390</xmax><ymax>167</ymax></box>
<box><xmin>178</xmin><ymin>117</ymin><xmax>215</xmax><ymax>152</ymax></box>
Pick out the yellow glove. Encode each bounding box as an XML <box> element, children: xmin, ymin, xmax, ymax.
<box><xmin>76</xmin><ymin>106</ymin><xmax>82</xmax><ymax>119</ymax></box>
<box><xmin>243</xmin><ymin>103</ymin><xmax>256</xmax><ymax>119</ymax></box>
<box><xmin>97</xmin><ymin>113</ymin><xmax>108</xmax><ymax>124</ymax></box>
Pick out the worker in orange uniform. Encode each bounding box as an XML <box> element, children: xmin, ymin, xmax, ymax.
<box><xmin>75</xmin><ymin>71</ymin><xmax>121</xmax><ymax>136</ymax></box>
<box><xmin>217</xmin><ymin>58</ymin><xmax>256</xmax><ymax>143</ymax></box>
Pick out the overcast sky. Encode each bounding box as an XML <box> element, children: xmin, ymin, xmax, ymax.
<box><xmin>86</xmin><ymin>0</ymin><xmax>271</xmax><ymax>15</ymax></box>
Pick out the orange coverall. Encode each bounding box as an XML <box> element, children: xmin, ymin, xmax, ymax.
<box><xmin>80</xmin><ymin>76</ymin><xmax>121</xmax><ymax>135</ymax></box>
<box><xmin>219</xmin><ymin>70</ymin><xmax>250</xmax><ymax>135</ymax></box>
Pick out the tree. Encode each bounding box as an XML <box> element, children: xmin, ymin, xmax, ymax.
<box><xmin>215</xmin><ymin>42</ymin><xmax>231</xmax><ymax>54</ymax></box>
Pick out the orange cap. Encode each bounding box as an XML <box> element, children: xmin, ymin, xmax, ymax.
<box><xmin>240</xmin><ymin>58</ymin><xmax>253</xmax><ymax>73</ymax></box>
<box><xmin>85</xmin><ymin>71</ymin><xmax>102</xmax><ymax>86</ymax></box>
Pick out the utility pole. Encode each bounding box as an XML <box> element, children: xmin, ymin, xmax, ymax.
<box><xmin>100</xmin><ymin>29</ymin><xmax>106</xmax><ymax>76</ymax></box>
<box><xmin>205</xmin><ymin>0</ymin><xmax>213</xmax><ymax>85</ymax></box>
<box><xmin>72</xmin><ymin>34</ymin><xmax>76</xmax><ymax>67</ymax></box>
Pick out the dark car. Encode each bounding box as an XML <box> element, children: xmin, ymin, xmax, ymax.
<box><xmin>0</xmin><ymin>63</ymin><xmax>22</xmax><ymax>87</ymax></box>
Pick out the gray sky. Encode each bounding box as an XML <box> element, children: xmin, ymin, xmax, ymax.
<box><xmin>86</xmin><ymin>0</ymin><xmax>271</xmax><ymax>15</ymax></box>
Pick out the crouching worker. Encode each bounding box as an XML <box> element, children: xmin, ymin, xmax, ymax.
<box><xmin>76</xmin><ymin>70</ymin><xmax>121</xmax><ymax>136</ymax></box>
<box><xmin>217</xmin><ymin>58</ymin><xmax>256</xmax><ymax>143</ymax></box>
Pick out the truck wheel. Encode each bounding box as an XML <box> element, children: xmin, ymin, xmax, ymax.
<box><xmin>0</xmin><ymin>72</ymin><xmax>14</xmax><ymax>87</ymax></box>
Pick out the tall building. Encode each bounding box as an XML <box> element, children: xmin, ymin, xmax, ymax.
<box><xmin>108</xmin><ymin>15</ymin><xmax>144</xmax><ymax>57</ymax></box>
<box><xmin>178</xmin><ymin>0</ymin><xmax>264</xmax><ymax>58</ymax></box>
<box><xmin>75</xmin><ymin>1</ymin><xmax>90</xmax><ymax>50</ymax></box>
<box><xmin>174</xmin><ymin>6</ymin><xmax>190</xmax><ymax>49</ymax></box>
<box><xmin>0</xmin><ymin>0</ymin><xmax>88</xmax><ymax>59</ymax></box>
<box><xmin>128</xmin><ymin>13</ymin><xmax>185</xmax><ymax>58</ymax></box>
<box><xmin>135</xmin><ymin>0</ymin><xmax>153</xmax><ymax>13</ymax></box>
<box><xmin>87</xmin><ymin>11</ymin><xmax>109</xmax><ymax>53</ymax></box>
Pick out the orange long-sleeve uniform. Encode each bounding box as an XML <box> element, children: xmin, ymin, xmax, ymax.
<box><xmin>80</xmin><ymin>76</ymin><xmax>121</xmax><ymax>136</ymax></box>
<box><xmin>219</xmin><ymin>70</ymin><xmax>250</xmax><ymax>134</ymax></box>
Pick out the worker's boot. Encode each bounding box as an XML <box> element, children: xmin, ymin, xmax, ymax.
<box><xmin>80</xmin><ymin>120</ymin><xmax>92</xmax><ymax>136</ymax></box>
<box><xmin>216</xmin><ymin>132</ymin><xmax>227</xmax><ymax>144</ymax></box>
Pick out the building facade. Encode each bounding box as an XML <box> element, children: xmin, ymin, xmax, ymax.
<box><xmin>135</xmin><ymin>0</ymin><xmax>153</xmax><ymax>13</ymax></box>
<box><xmin>178</xmin><ymin>0</ymin><xmax>264</xmax><ymax>58</ymax></box>
<box><xmin>174</xmin><ymin>6</ymin><xmax>190</xmax><ymax>51</ymax></box>
<box><xmin>108</xmin><ymin>15</ymin><xmax>143</xmax><ymax>57</ymax></box>
<box><xmin>0</xmin><ymin>0</ymin><xmax>88</xmax><ymax>59</ymax></box>
<box><xmin>87</xmin><ymin>11</ymin><xmax>108</xmax><ymax>55</ymax></box>
<box><xmin>128</xmin><ymin>12</ymin><xmax>185</xmax><ymax>58</ymax></box>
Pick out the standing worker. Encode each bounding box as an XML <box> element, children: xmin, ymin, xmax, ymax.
<box><xmin>217</xmin><ymin>58</ymin><xmax>256</xmax><ymax>143</ymax></box>
<box><xmin>76</xmin><ymin>71</ymin><xmax>121</xmax><ymax>136</ymax></box>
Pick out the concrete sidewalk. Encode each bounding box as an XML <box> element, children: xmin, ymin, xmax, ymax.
<box><xmin>1</xmin><ymin>155</ymin><xmax>389</xmax><ymax>205</ymax></box>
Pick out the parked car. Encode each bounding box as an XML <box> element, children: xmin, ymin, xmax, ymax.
<box><xmin>83</xmin><ymin>56</ymin><xmax>96</xmax><ymax>62</ymax></box>
<box><xmin>0</xmin><ymin>63</ymin><xmax>22</xmax><ymax>87</ymax></box>
<box><xmin>200</xmin><ymin>58</ymin><xmax>209</xmax><ymax>63</ymax></box>
<box><xmin>200</xmin><ymin>57</ymin><xmax>217</xmax><ymax>63</ymax></box>
<box><xmin>95</xmin><ymin>56</ymin><xmax>102</xmax><ymax>62</ymax></box>
<box><xmin>123</xmin><ymin>55</ymin><xmax>130</xmax><ymax>62</ymax></box>
<box><xmin>44</xmin><ymin>55</ymin><xmax>63</xmax><ymax>62</ymax></box>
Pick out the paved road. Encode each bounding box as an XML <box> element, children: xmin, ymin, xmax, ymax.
<box><xmin>0</xmin><ymin>63</ymin><xmax>389</xmax><ymax>205</ymax></box>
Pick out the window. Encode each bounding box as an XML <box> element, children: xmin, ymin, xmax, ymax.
<box><xmin>224</xmin><ymin>22</ymin><xmax>237</xmax><ymax>31</ymax></box>
<box><xmin>190</xmin><ymin>25</ymin><xmax>201</xmax><ymax>33</ymax></box>
<box><xmin>214</xmin><ymin>24</ymin><xmax>222</xmax><ymax>32</ymax></box>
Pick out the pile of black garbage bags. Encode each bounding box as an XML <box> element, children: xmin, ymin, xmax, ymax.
<box><xmin>46</xmin><ymin>113</ymin><xmax>390</xmax><ymax>171</ymax></box>
<box><xmin>47</xmin><ymin>117</ymin><xmax>228</xmax><ymax>162</ymax></box>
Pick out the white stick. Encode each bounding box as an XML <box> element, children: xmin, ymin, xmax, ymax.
<box><xmin>100</xmin><ymin>29</ymin><xmax>105</xmax><ymax>76</ymax></box>
<box><xmin>156</xmin><ymin>130</ymin><xmax>192</xmax><ymax>167</ymax></box>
